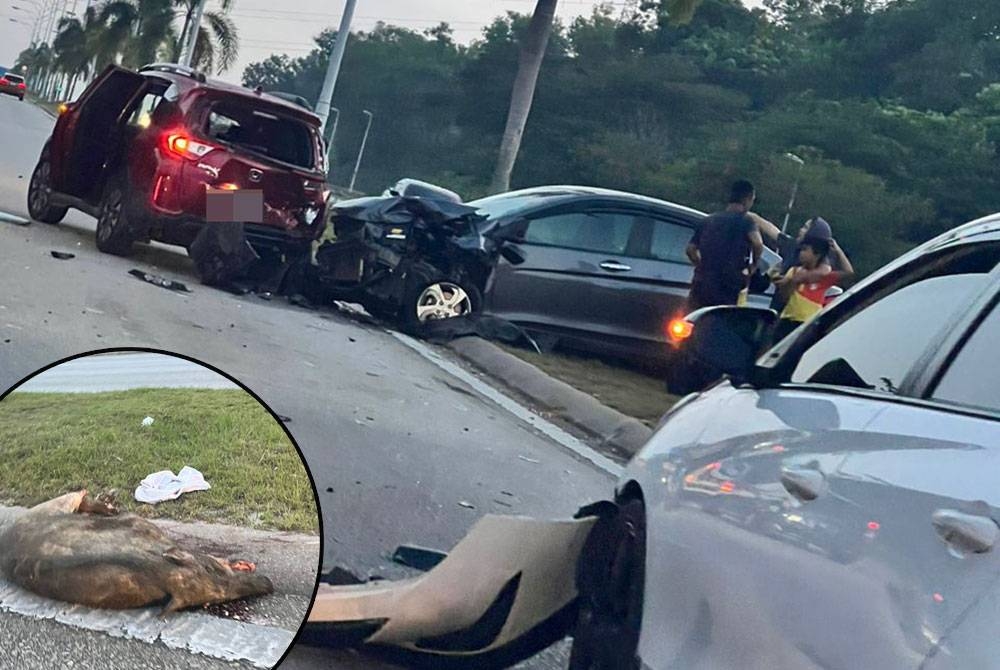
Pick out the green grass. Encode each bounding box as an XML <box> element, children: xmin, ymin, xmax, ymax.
<box><xmin>0</xmin><ymin>389</ymin><xmax>318</xmax><ymax>533</ymax></box>
<box><xmin>497</xmin><ymin>345</ymin><xmax>678</xmax><ymax>427</ymax></box>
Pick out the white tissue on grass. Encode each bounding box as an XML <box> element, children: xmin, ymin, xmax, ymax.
<box><xmin>141</xmin><ymin>416</ymin><xmax>154</xmax><ymax>427</ymax></box>
<box><xmin>134</xmin><ymin>466</ymin><xmax>210</xmax><ymax>504</ymax></box>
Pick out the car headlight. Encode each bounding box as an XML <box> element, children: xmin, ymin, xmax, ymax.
<box><xmin>302</xmin><ymin>207</ymin><xmax>320</xmax><ymax>225</ymax></box>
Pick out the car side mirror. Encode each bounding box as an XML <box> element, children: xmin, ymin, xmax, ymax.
<box><xmin>685</xmin><ymin>306</ymin><xmax>777</xmax><ymax>384</ymax></box>
<box><xmin>500</xmin><ymin>241</ymin><xmax>526</xmax><ymax>265</ymax></box>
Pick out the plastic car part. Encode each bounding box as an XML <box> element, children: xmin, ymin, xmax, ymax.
<box><xmin>306</xmin><ymin>514</ymin><xmax>597</xmax><ymax>664</ymax></box>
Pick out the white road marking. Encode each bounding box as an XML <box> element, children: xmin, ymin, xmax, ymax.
<box><xmin>0</xmin><ymin>211</ymin><xmax>28</xmax><ymax>225</ymax></box>
<box><xmin>389</xmin><ymin>331</ymin><xmax>623</xmax><ymax>478</ymax></box>
<box><xmin>0</xmin><ymin>578</ymin><xmax>294</xmax><ymax>668</ymax></box>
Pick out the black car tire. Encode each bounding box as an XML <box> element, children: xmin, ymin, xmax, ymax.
<box><xmin>399</xmin><ymin>270</ymin><xmax>481</xmax><ymax>335</ymax></box>
<box><xmin>95</xmin><ymin>176</ymin><xmax>137</xmax><ymax>256</ymax></box>
<box><xmin>27</xmin><ymin>156</ymin><xmax>68</xmax><ymax>224</ymax></box>
<box><xmin>569</xmin><ymin>497</ymin><xmax>646</xmax><ymax>670</ymax></box>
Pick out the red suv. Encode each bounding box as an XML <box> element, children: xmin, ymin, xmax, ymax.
<box><xmin>27</xmin><ymin>63</ymin><xmax>329</xmax><ymax>265</ymax></box>
<box><xmin>0</xmin><ymin>71</ymin><xmax>27</xmax><ymax>100</ymax></box>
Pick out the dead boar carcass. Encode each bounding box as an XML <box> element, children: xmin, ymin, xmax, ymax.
<box><xmin>0</xmin><ymin>490</ymin><xmax>273</xmax><ymax>612</ymax></box>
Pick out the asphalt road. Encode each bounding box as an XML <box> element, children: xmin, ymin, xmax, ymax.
<box><xmin>0</xmin><ymin>96</ymin><xmax>616</xmax><ymax>668</ymax></box>
<box><xmin>13</xmin><ymin>351</ymin><xmax>241</xmax><ymax>391</ymax></box>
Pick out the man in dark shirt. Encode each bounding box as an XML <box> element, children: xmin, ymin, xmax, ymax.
<box><xmin>685</xmin><ymin>179</ymin><xmax>765</xmax><ymax>311</ymax></box>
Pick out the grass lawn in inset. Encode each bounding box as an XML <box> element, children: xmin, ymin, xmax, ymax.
<box><xmin>0</xmin><ymin>388</ymin><xmax>317</xmax><ymax>532</ymax></box>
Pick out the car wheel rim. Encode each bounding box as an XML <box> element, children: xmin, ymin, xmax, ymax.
<box><xmin>98</xmin><ymin>192</ymin><xmax>123</xmax><ymax>242</ymax></box>
<box><xmin>29</xmin><ymin>162</ymin><xmax>50</xmax><ymax>213</ymax></box>
<box><xmin>416</xmin><ymin>282</ymin><xmax>471</xmax><ymax>322</ymax></box>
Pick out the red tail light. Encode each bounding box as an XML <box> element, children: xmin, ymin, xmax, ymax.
<box><xmin>18</xmin><ymin>83</ymin><xmax>26</xmax><ymax>89</ymax></box>
<box><xmin>161</xmin><ymin>132</ymin><xmax>216</xmax><ymax>160</ymax></box>
<box><xmin>0</xmin><ymin>78</ymin><xmax>8</xmax><ymax>85</ymax></box>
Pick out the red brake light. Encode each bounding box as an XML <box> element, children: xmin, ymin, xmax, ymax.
<box><xmin>667</xmin><ymin>318</ymin><xmax>694</xmax><ymax>342</ymax></box>
<box><xmin>0</xmin><ymin>78</ymin><xmax>8</xmax><ymax>85</ymax></box>
<box><xmin>161</xmin><ymin>132</ymin><xmax>216</xmax><ymax>160</ymax></box>
<box><xmin>18</xmin><ymin>82</ymin><xmax>25</xmax><ymax>89</ymax></box>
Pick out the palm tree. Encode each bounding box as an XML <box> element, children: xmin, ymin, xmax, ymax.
<box><xmin>488</xmin><ymin>0</ymin><xmax>703</xmax><ymax>193</ymax></box>
<box><xmin>93</xmin><ymin>1</ymin><xmax>141</xmax><ymax>70</ymax></box>
<box><xmin>488</xmin><ymin>0</ymin><xmax>559</xmax><ymax>194</ymax></box>
<box><xmin>52</xmin><ymin>8</ymin><xmax>100</xmax><ymax>100</ymax></box>
<box><xmin>122</xmin><ymin>0</ymin><xmax>178</xmax><ymax>68</ymax></box>
<box><xmin>16</xmin><ymin>43</ymin><xmax>55</xmax><ymax>95</ymax></box>
<box><xmin>171</xmin><ymin>0</ymin><xmax>239</xmax><ymax>74</ymax></box>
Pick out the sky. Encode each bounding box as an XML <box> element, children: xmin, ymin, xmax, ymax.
<box><xmin>0</xmin><ymin>0</ymin><xmax>766</xmax><ymax>84</ymax></box>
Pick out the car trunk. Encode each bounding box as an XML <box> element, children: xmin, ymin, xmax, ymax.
<box><xmin>186</xmin><ymin>94</ymin><xmax>327</xmax><ymax>239</ymax></box>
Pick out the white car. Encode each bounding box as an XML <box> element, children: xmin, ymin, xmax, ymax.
<box><xmin>572</xmin><ymin>214</ymin><xmax>1000</xmax><ymax>669</ymax></box>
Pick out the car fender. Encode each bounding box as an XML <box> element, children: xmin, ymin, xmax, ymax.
<box><xmin>921</xmin><ymin>576</ymin><xmax>1000</xmax><ymax>669</ymax></box>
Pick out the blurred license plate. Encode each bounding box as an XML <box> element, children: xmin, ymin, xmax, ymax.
<box><xmin>206</xmin><ymin>189</ymin><xmax>263</xmax><ymax>223</ymax></box>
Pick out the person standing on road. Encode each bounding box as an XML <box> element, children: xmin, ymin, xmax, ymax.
<box><xmin>770</xmin><ymin>236</ymin><xmax>854</xmax><ymax>342</ymax></box>
<box><xmin>685</xmin><ymin>179</ymin><xmax>765</xmax><ymax>311</ymax></box>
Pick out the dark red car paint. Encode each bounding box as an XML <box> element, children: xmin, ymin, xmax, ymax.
<box><xmin>38</xmin><ymin>65</ymin><xmax>328</xmax><ymax>252</ymax></box>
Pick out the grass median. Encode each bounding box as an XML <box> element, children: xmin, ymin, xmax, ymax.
<box><xmin>497</xmin><ymin>344</ymin><xmax>678</xmax><ymax>427</ymax></box>
<box><xmin>0</xmin><ymin>388</ymin><xmax>317</xmax><ymax>532</ymax></box>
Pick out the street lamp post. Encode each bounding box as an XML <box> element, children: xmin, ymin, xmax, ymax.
<box><xmin>315</xmin><ymin>0</ymin><xmax>358</xmax><ymax>136</ymax></box>
<box><xmin>780</xmin><ymin>152</ymin><xmax>805</xmax><ymax>234</ymax></box>
<box><xmin>321</xmin><ymin>106</ymin><xmax>340</xmax><ymax>175</ymax></box>
<box><xmin>178</xmin><ymin>0</ymin><xmax>208</xmax><ymax>68</ymax></box>
<box><xmin>348</xmin><ymin>110</ymin><xmax>373</xmax><ymax>193</ymax></box>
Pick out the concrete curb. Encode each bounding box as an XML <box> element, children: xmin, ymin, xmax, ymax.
<box><xmin>27</xmin><ymin>97</ymin><xmax>57</xmax><ymax>119</ymax></box>
<box><xmin>445</xmin><ymin>337</ymin><xmax>653</xmax><ymax>456</ymax></box>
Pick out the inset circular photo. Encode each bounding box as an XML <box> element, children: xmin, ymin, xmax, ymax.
<box><xmin>0</xmin><ymin>349</ymin><xmax>321</xmax><ymax>670</ymax></box>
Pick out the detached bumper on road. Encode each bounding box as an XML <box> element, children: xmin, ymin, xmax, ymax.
<box><xmin>305</xmin><ymin>514</ymin><xmax>597</xmax><ymax>667</ymax></box>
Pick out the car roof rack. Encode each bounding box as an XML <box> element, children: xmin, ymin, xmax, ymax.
<box><xmin>266</xmin><ymin>91</ymin><xmax>313</xmax><ymax>110</ymax></box>
<box><xmin>138</xmin><ymin>63</ymin><xmax>207</xmax><ymax>83</ymax></box>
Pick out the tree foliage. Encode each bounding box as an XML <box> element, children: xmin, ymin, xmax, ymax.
<box><xmin>231</xmin><ymin>0</ymin><xmax>996</xmax><ymax>274</ymax></box>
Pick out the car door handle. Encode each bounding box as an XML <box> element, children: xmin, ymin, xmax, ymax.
<box><xmin>599</xmin><ymin>261</ymin><xmax>631</xmax><ymax>272</ymax></box>
<box><xmin>932</xmin><ymin>509</ymin><xmax>1000</xmax><ymax>554</ymax></box>
<box><xmin>780</xmin><ymin>466</ymin><xmax>826</xmax><ymax>502</ymax></box>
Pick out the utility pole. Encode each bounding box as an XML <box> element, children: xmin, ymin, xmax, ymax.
<box><xmin>178</xmin><ymin>0</ymin><xmax>208</xmax><ymax>68</ymax></box>
<box><xmin>314</xmin><ymin>0</ymin><xmax>357</xmax><ymax>136</ymax></box>
<box><xmin>780</xmin><ymin>152</ymin><xmax>805</xmax><ymax>234</ymax></box>
<box><xmin>348</xmin><ymin>109</ymin><xmax>372</xmax><ymax>192</ymax></box>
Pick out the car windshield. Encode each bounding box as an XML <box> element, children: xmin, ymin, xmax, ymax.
<box><xmin>4</xmin><ymin>74</ymin><xmax>23</xmax><ymax>84</ymax></box>
<box><xmin>205</xmin><ymin>101</ymin><xmax>315</xmax><ymax>168</ymax></box>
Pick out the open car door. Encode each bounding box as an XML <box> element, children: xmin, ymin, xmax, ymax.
<box><xmin>53</xmin><ymin>65</ymin><xmax>146</xmax><ymax>202</ymax></box>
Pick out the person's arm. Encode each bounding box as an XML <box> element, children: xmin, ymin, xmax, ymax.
<box><xmin>790</xmin><ymin>263</ymin><xmax>832</xmax><ymax>285</ymax></box>
<box><xmin>686</xmin><ymin>242</ymin><xmax>700</xmax><ymax>267</ymax></box>
<box><xmin>747</xmin><ymin>211</ymin><xmax>781</xmax><ymax>244</ymax></box>
<box><xmin>747</xmin><ymin>228</ymin><xmax>764</xmax><ymax>274</ymax></box>
<box><xmin>829</xmin><ymin>239</ymin><xmax>854</xmax><ymax>280</ymax></box>
<box><xmin>686</xmin><ymin>223</ymin><xmax>702</xmax><ymax>266</ymax></box>
<box><xmin>772</xmin><ymin>268</ymin><xmax>796</xmax><ymax>299</ymax></box>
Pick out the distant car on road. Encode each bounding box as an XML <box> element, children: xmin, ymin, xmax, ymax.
<box><xmin>0</xmin><ymin>72</ymin><xmax>26</xmax><ymax>101</ymax></box>
<box><xmin>467</xmin><ymin>186</ymin><xmax>775</xmax><ymax>363</ymax></box>
<box><xmin>26</xmin><ymin>62</ymin><xmax>328</xmax><ymax>269</ymax></box>
<box><xmin>570</xmin><ymin>215</ymin><xmax>1000</xmax><ymax>670</ymax></box>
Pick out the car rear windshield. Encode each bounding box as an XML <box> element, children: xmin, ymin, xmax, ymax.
<box><xmin>4</xmin><ymin>74</ymin><xmax>24</xmax><ymax>83</ymax></box>
<box><xmin>205</xmin><ymin>101</ymin><xmax>315</xmax><ymax>168</ymax></box>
